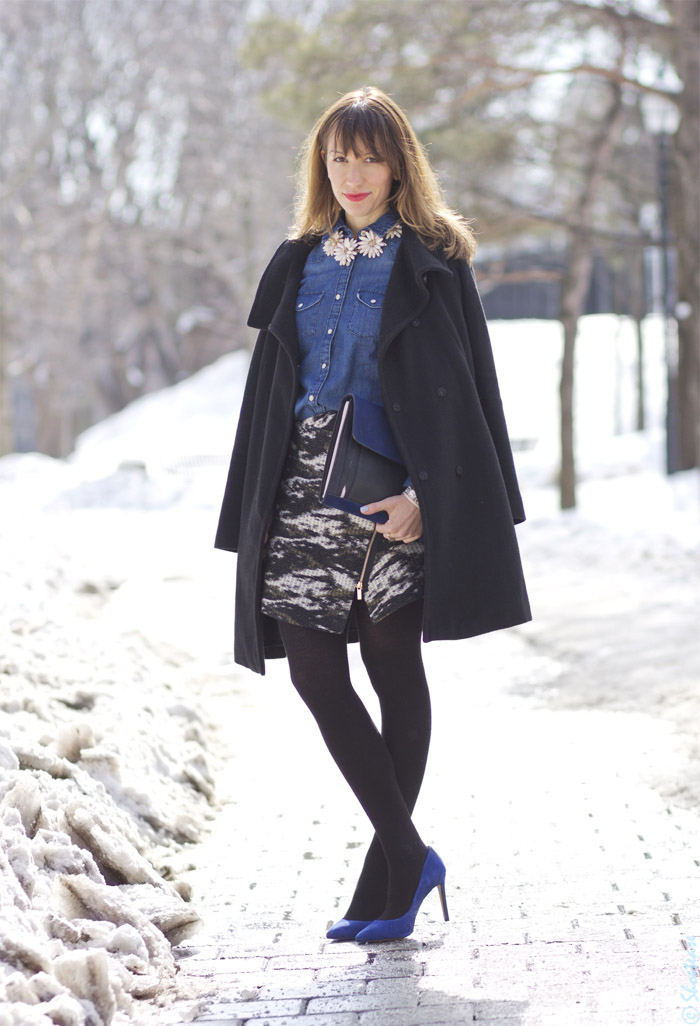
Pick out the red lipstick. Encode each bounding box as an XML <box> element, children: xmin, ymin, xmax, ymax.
<box><xmin>345</xmin><ymin>193</ymin><xmax>370</xmax><ymax>202</ymax></box>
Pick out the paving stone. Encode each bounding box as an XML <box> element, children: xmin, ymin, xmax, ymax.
<box><xmin>307</xmin><ymin>991</ymin><xmax>422</xmax><ymax>1014</ymax></box>
<box><xmin>364</xmin><ymin>976</ymin><xmax>431</xmax><ymax>998</ymax></box>
<box><xmin>171</xmin><ymin>1020</ymin><xmax>243</xmax><ymax>1026</ymax></box>
<box><xmin>235</xmin><ymin>1017</ymin><xmax>361</xmax><ymax>1026</ymax></box>
<box><xmin>357</xmin><ymin>1004</ymin><xmax>483</xmax><ymax>1025</ymax></box>
<box><xmin>266</xmin><ymin>951</ymin><xmax>370</xmax><ymax>970</ymax></box>
<box><xmin>197</xmin><ymin>999</ymin><xmax>304</xmax><ymax>1019</ymax></box>
<box><xmin>178</xmin><ymin>956</ymin><xmax>270</xmax><ymax>975</ymax></box>
<box><xmin>256</xmin><ymin>978</ymin><xmax>367</xmax><ymax>1000</ymax></box>
<box><xmin>222</xmin><ymin>970</ymin><xmax>317</xmax><ymax>989</ymax></box>
<box><xmin>314</xmin><ymin>959</ymin><xmax>425</xmax><ymax>983</ymax></box>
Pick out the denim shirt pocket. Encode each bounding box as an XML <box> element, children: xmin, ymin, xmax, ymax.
<box><xmin>349</xmin><ymin>290</ymin><xmax>384</xmax><ymax>340</ymax></box>
<box><xmin>295</xmin><ymin>291</ymin><xmax>325</xmax><ymax>341</ymax></box>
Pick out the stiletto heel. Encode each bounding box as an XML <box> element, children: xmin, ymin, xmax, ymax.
<box><xmin>437</xmin><ymin>879</ymin><xmax>449</xmax><ymax>922</ymax></box>
<box><xmin>355</xmin><ymin>848</ymin><xmax>447</xmax><ymax>943</ymax></box>
<box><xmin>326</xmin><ymin>918</ymin><xmax>372</xmax><ymax>941</ymax></box>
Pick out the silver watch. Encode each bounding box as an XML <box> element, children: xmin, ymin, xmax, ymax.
<box><xmin>402</xmin><ymin>484</ymin><xmax>419</xmax><ymax>508</ymax></box>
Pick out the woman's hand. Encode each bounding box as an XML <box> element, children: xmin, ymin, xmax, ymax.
<box><xmin>360</xmin><ymin>494</ymin><xmax>423</xmax><ymax>543</ymax></box>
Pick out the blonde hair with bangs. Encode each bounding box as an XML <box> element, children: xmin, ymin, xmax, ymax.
<box><xmin>291</xmin><ymin>86</ymin><xmax>476</xmax><ymax>264</ymax></box>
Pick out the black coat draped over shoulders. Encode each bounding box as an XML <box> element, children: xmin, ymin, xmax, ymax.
<box><xmin>215</xmin><ymin>227</ymin><xmax>531</xmax><ymax>674</ymax></box>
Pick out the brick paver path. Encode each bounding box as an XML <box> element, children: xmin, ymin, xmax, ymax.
<box><xmin>169</xmin><ymin>626</ymin><xmax>700</xmax><ymax>1026</ymax></box>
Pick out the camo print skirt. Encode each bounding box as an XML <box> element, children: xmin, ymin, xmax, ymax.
<box><xmin>261</xmin><ymin>412</ymin><xmax>424</xmax><ymax>634</ymax></box>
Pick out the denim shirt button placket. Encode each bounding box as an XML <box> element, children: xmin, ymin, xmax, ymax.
<box><xmin>294</xmin><ymin>212</ymin><xmax>400</xmax><ymax>421</ymax></box>
<box><xmin>314</xmin><ymin>260</ymin><xmax>351</xmax><ymax>408</ymax></box>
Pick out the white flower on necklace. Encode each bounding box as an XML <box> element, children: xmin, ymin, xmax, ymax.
<box><xmin>335</xmin><ymin>236</ymin><xmax>359</xmax><ymax>266</ymax></box>
<box><xmin>322</xmin><ymin>220</ymin><xmax>403</xmax><ymax>264</ymax></box>
<box><xmin>357</xmin><ymin>229</ymin><xmax>385</xmax><ymax>258</ymax></box>
<box><xmin>323</xmin><ymin>230</ymin><xmax>345</xmax><ymax>258</ymax></box>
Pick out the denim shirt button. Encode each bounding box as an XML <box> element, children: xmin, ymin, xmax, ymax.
<box><xmin>392</xmin><ymin>402</ymin><xmax>401</xmax><ymax>412</ymax></box>
<box><xmin>437</xmin><ymin>386</ymin><xmax>447</xmax><ymax>397</ymax></box>
<box><xmin>412</xmin><ymin>318</ymin><xmax>420</xmax><ymax>327</ymax></box>
<box><xmin>418</xmin><ymin>470</ymin><xmax>429</xmax><ymax>481</ymax></box>
<box><xmin>455</xmin><ymin>465</ymin><xmax>464</xmax><ymax>477</ymax></box>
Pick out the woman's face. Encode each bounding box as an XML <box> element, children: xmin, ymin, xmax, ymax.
<box><xmin>323</xmin><ymin>134</ymin><xmax>394</xmax><ymax>234</ymax></box>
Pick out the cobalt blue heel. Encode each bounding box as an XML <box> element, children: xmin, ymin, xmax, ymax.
<box><xmin>355</xmin><ymin>848</ymin><xmax>448</xmax><ymax>943</ymax></box>
<box><xmin>326</xmin><ymin>918</ymin><xmax>372</xmax><ymax>941</ymax></box>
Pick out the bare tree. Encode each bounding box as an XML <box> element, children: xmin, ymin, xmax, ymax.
<box><xmin>558</xmin><ymin>81</ymin><xmax>626</xmax><ymax>508</ymax></box>
<box><xmin>0</xmin><ymin>0</ymin><xmax>295</xmax><ymax>457</ymax></box>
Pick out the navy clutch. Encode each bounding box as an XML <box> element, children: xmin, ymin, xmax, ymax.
<box><xmin>319</xmin><ymin>395</ymin><xmax>407</xmax><ymax>524</ymax></box>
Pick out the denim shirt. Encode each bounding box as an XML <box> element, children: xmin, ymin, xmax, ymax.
<box><xmin>294</xmin><ymin>210</ymin><xmax>402</xmax><ymax>421</ymax></box>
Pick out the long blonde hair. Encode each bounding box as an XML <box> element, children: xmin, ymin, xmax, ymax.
<box><xmin>291</xmin><ymin>86</ymin><xmax>476</xmax><ymax>263</ymax></box>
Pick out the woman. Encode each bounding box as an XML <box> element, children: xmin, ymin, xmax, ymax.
<box><xmin>215</xmin><ymin>86</ymin><xmax>531</xmax><ymax>943</ymax></box>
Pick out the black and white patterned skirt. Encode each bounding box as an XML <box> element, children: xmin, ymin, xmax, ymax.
<box><xmin>261</xmin><ymin>412</ymin><xmax>424</xmax><ymax>634</ymax></box>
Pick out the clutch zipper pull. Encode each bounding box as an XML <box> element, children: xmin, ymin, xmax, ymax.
<box><xmin>356</xmin><ymin>525</ymin><xmax>379</xmax><ymax>600</ymax></box>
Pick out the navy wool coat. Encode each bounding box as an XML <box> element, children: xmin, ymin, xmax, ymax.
<box><xmin>215</xmin><ymin>227</ymin><xmax>531</xmax><ymax>674</ymax></box>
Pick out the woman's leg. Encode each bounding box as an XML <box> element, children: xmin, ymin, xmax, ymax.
<box><xmin>277</xmin><ymin>615</ymin><xmax>428</xmax><ymax>919</ymax></box>
<box><xmin>343</xmin><ymin>597</ymin><xmax>431</xmax><ymax>921</ymax></box>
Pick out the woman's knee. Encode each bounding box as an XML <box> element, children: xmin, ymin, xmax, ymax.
<box><xmin>358</xmin><ymin>600</ymin><xmax>422</xmax><ymax>658</ymax></box>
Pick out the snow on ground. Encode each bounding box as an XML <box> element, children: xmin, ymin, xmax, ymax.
<box><xmin>1</xmin><ymin>315</ymin><xmax>699</xmax><ymax>1024</ymax></box>
<box><xmin>0</xmin><ymin>499</ymin><xmax>220</xmax><ymax>1023</ymax></box>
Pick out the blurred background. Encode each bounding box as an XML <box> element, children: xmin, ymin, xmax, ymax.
<box><xmin>0</xmin><ymin>0</ymin><xmax>698</xmax><ymax>510</ymax></box>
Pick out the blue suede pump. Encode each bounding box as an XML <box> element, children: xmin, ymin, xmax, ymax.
<box><xmin>326</xmin><ymin>918</ymin><xmax>372</xmax><ymax>941</ymax></box>
<box><xmin>355</xmin><ymin>848</ymin><xmax>448</xmax><ymax>943</ymax></box>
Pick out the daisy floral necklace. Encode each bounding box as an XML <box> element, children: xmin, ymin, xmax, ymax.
<box><xmin>323</xmin><ymin>220</ymin><xmax>403</xmax><ymax>266</ymax></box>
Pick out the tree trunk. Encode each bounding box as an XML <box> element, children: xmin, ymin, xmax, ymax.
<box><xmin>558</xmin><ymin>84</ymin><xmax>626</xmax><ymax>509</ymax></box>
<box><xmin>627</xmin><ymin>246</ymin><xmax>647</xmax><ymax>432</ymax></box>
<box><xmin>559</xmin><ymin>239</ymin><xmax>594</xmax><ymax>509</ymax></box>
<box><xmin>668</xmin><ymin>0</ymin><xmax>700</xmax><ymax>470</ymax></box>
<box><xmin>635</xmin><ymin>316</ymin><xmax>646</xmax><ymax>432</ymax></box>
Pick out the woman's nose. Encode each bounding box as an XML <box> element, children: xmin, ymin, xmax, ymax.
<box><xmin>345</xmin><ymin>162</ymin><xmax>364</xmax><ymax>185</ymax></box>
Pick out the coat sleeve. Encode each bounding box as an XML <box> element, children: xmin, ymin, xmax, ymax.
<box><xmin>214</xmin><ymin>239</ymin><xmax>299</xmax><ymax>552</ymax></box>
<box><xmin>214</xmin><ymin>329</ymin><xmax>267</xmax><ymax>552</ymax></box>
<box><xmin>456</xmin><ymin>259</ymin><xmax>526</xmax><ymax>525</ymax></box>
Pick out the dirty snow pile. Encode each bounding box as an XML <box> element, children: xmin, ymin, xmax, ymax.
<box><xmin>0</xmin><ymin>517</ymin><xmax>214</xmax><ymax>1026</ymax></box>
<box><xmin>0</xmin><ymin>354</ymin><xmax>247</xmax><ymax>1025</ymax></box>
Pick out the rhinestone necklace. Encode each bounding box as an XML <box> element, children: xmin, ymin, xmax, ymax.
<box><xmin>322</xmin><ymin>220</ymin><xmax>403</xmax><ymax>266</ymax></box>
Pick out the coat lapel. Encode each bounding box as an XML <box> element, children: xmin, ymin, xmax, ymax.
<box><xmin>247</xmin><ymin>239</ymin><xmax>314</xmax><ymax>362</ymax></box>
<box><xmin>379</xmin><ymin>228</ymin><xmax>453</xmax><ymax>356</ymax></box>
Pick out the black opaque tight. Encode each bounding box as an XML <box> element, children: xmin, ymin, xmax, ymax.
<box><xmin>276</xmin><ymin>597</ymin><xmax>431</xmax><ymax>920</ymax></box>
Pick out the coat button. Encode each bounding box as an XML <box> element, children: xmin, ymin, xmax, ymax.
<box><xmin>392</xmin><ymin>402</ymin><xmax>402</xmax><ymax>412</ymax></box>
<box><xmin>418</xmin><ymin>470</ymin><xmax>429</xmax><ymax>481</ymax></box>
<box><xmin>455</xmin><ymin>465</ymin><xmax>463</xmax><ymax>477</ymax></box>
<box><xmin>411</xmin><ymin>318</ymin><xmax>420</xmax><ymax>327</ymax></box>
<box><xmin>437</xmin><ymin>387</ymin><xmax>447</xmax><ymax>397</ymax></box>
